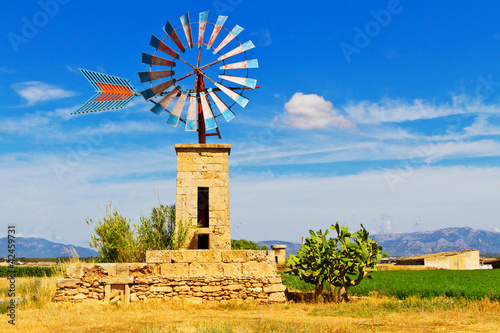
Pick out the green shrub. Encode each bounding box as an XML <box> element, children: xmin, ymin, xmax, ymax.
<box><xmin>87</xmin><ymin>202</ymin><xmax>192</xmax><ymax>263</ymax></box>
<box><xmin>231</xmin><ymin>239</ymin><xmax>266</xmax><ymax>250</ymax></box>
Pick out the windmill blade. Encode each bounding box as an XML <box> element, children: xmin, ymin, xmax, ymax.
<box><xmin>218</xmin><ymin>75</ymin><xmax>257</xmax><ymax>89</ymax></box>
<box><xmin>150</xmin><ymin>87</ymin><xmax>180</xmax><ymax>116</ymax></box>
<box><xmin>138</xmin><ymin>70</ymin><xmax>175</xmax><ymax>83</ymax></box>
<box><xmin>212</xmin><ymin>25</ymin><xmax>244</xmax><ymax>54</ymax></box>
<box><xmin>208</xmin><ymin>88</ymin><xmax>235</xmax><ymax>122</ymax></box>
<box><xmin>198</xmin><ymin>11</ymin><xmax>208</xmax><ymax>48</ymax></box>
<box><xmin>73</xmin><ymin>69</ymin><xmax>138</xmax><ymax>114</ymax></box>
<box><xmin>140</xmin><ymin>78</ymin><xmax>176</xmax><ymax>101</ymax></box>
<box><xmin>214</xmin><ymin>82</ymin><xmax>249</xmax><ymax>108</ymax></box>
<box><xmin>217</xmin><ymin>41</ymin><xmax>255</xmax><ymax>61</ymax></box>
<box><xmin>166</xmin><ymin>92</ymin><xmax>188</xmax><ymax>127</ymax></box>
<box><xmin>200</xmin><ymin>92</ymin><xmax>217</xmax><ymax>130</ymax></box>
<box><xmin>149</xmin><ymin>35</ymin><xmax>179</xmax><ymax>59</ymax></box>
<box><xmin>142</xmin><ymin>53</ymin><xmax>176</xmax><ymax>67</ymax></box>
<box><xmin>163</xmin><ymin>20</ymin><xmax>185</xmax><ymax>52</ymax></box>
<box><xmin>185</xmin><ymin>96</ymin><xmax>197</xmax><ymax>131</ymax></box>
<box><xmin>220</xmin><ymin>59</ymin><xmax>259</xmax><ymax>70</ymax></box>
<box><xmin>206</xmin><ymin>15</ymin><xmax>228</xmax><ymax>50</ymax></box>
<box><xmin>180</xmin><ymin>13</ymin><xmax>194</xmax><ymax>49</ymax></box>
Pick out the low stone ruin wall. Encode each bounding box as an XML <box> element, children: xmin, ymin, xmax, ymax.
<box><xmin>54</xmin><ymin>250</ymin><xmax>287</xmax><ymax>304</ymax></box>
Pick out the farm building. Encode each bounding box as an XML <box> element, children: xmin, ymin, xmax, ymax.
<box><xmin>395</xmin><ymin>250</ymin><xmax>480</xmax><ymax>270</ymax></box>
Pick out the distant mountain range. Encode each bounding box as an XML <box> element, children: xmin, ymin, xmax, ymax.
<box><xmin>0</xmin><ymin>237</ymin><xmax>97</xmax><ymax>259</ymax></box>
<box><xmin>370</xmin><ymin>227</ymin><xmax>500</xmax><ymax>257</ymax></box>
<box><xmin>259</xmin><ymin>227</ymin><xmax>500</xmax><ymax>257</ymax></box>
<box><xmin>1</xmin><ymin>227</ymin><xmax>499</xmax><ymax>259</ymax></box>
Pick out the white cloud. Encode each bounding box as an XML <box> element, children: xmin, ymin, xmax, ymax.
<box><xmin>0</xmin><ymin>107</ymin><xmax>74</xmax><ymax>135</ymax></box>
<box><xmin>231</xmin><ymin>166</ymin><xmax>500</xmax><ymax>241</ymax></box>
<box><xmin>12</xmin><ymin>81</ymin><xmax>76</xmax><ymax>106</ymax></box>
<box><xmin>378</xmin><ymin>214</ymin><xmax>393</xmax><ymax>233</ymax></box>
<box><xmin>284</xmin><ymin>93</ymin><xmax>355</xmax><ymax>130</ymax></box>
<box><xmin>65</xmin><ymin>66</ymin><xmax>80</xmax><ymax>74</ymax></box>
<box><xmin>250</xmin><ymin>28</ymin><xmax>272</xmax><ymax>47</ymax></box>
<box><xmin>344</xmin><ymin>97</ymin><xmax>500</xmax><ymax>124</ymax></box>
<box><xmin>0</xmin><ymin>148</ymin><xmax>177</xmax><ymax>247</ymax></box>
<box><xmin>2</xmin><ymin>142</ymin><xmax>500</xmax><ymax>245</ymax></box>
<box><xmin>464</xmin><ymin>116</ymin><xmax>500</xmax><ymax>137</ymax></box>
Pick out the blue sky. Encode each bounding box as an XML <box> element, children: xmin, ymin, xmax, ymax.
<box><xmin>1</xmin><ymin>1</ymin><xmax>500</xmax><ymax>247</ymax></box>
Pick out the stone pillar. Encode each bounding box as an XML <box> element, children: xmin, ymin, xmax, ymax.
<box><xmin>271</xmin><ymin>245</ymin><xmax>287</xmax><ymax>266</ymax></box>
<box><xmin>175</xmin><ymin>144</ymin><xmax>231</xmax><ymax>250</ymax></box>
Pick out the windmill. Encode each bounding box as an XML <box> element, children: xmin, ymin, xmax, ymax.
<box><xmin>72</xmin><ymin>11</ymin><xmax>259</xmax><ymax>144</ymax></box>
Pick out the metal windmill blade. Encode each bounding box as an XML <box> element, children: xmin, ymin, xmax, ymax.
<box><xmin>72</xmin><ymin>10</ymin><xmax>259</xmax><ymax>144</ymax></box>
<box><xmin>138</xmin><ymin>10</ymin><xmax>259</xmax><ymax>143</ymax></box>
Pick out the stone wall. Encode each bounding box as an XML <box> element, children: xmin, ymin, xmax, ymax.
<box><xmin>54</xmin><ymin>250</ymin><xmax>287</xmax><ymax>304</ymax></box>
<box><xmin>175</xmin><ymin>144</ymin><xmax>231</xmax><ymax>250</ymax></box>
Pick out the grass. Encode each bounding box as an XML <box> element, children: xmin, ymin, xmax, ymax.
<box><xmin>281</xmin><ymin>269</ymin><xmax>500</xmax><ymax>301</ymax></box>
<box><xmin>0</xmin><ymin>292</ymin><xmax>498</xmax><ymax>332</ymax></box>
<box><xmin>0</xmin><ymin>269</ymin><xmax>499</xmax><ymax>332</ymax></box>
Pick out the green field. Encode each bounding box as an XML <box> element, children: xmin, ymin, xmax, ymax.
<box><xmin>0</xmin><ymin>265</ymin><xmax>61</xmax><ymax>278</ymax></box>
<box><xmin>281</xmin><ymin>269</ymin><xmax>500</xmax><ymax>301</ymax></box>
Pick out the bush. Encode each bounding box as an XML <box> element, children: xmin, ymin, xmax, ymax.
<box><xmin>231</xmin><ymin>239</ymin><xmax>267</xmax><ymax>250</ymax></box>
<box><xmin>286</xmin><ymin>223</ymin><xmax>386</xmax><ymax>302</ymax></box>
<box><xmin>88</xmin><ymin>202</ymin><xmax>192</xmax><ymax>263</ymax></box>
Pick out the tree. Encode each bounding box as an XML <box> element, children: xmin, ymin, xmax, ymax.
<box><xmin>231</xmin><ymin>239</ymin><xmax>267</xmax><ymax>250</ymax></box>
<box><xmin>286</xmin><ymin>222</ymin><xmax>387</xmax><ymax>302</ymax></box>
<box><xmin>87</xmin><ymin>203</ymin><xmax>192</xmax><ymax>263</ymax></box>
<box><xmin>87</xmin><ymin>205</ymin><xmax>140</xmax><ymax>263</ymax></box>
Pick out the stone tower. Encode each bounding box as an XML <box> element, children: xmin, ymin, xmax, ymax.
<box><xmin>175</xmin><ymin>144</ymin><xmax>231</xmax><ymax>250</ymax></box>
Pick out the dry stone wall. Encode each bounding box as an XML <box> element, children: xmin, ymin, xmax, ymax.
<box><xmin>54</xmin><ymin>250</ymin><xmax>287</xmax><ymax>304</ymax></box>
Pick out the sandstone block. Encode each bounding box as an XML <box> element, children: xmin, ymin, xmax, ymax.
<box><xmin>201</xmin><ymin>285</ymin><xmax>222</xmax><ymax>293</ymax></box>
<box><xmin>161</xmin><ymin>263</ymin><xmax>189</xmax><ymax>277</ymax></box>
<box><xmin>189</xmin><ymin>262</ymin><xmax>223</xmax><ymax>277</ymax></box>
<box><xmin>222</xmin><ymin>263</ymin><xmax>242</xmax><ymax>276</ymax></box>
<box><xmin>268</xmin><ymin>292</ymin><xmax>287</xmax><ymax>303</ymax></box>
<box><xmin>130</xmin><ymin>263</ymin><xmax>158</xmax><ymax>276</ymax></box>
<box><xmin>74</xmin><ymin>293</ymin><xmax>87</xmax><ymax>300</ymax></box>
<box><xmin>102</xmin><ymin>277</ymin><xmax>134</xmax><ymax>284</ymax></box>
<box><xmin>56</xmin><ymin>278</ymin><xmax>81</xmax><ymax>288</ymax></box>
<box><xmin>116</xmin><ymin>264</ymin><xmax>130</xmax><ymax>276</ymax></box>
<box><xmin>263</xmin><ymin>284</ymin><xmax>286</xmax><ymax>293</ymax></box>
<box><xmin>65</xmin><ymin>263</ymin><xmax>83</xmax><ymax>279</ymax></box>
<box><xmin>246</xmin><ymin>251</ymin><xmax>268</xmax><ymax>262</ymax></box>
<box><xmin>247</xmin><ymin>287</ymin><xmax>262</xmax><ymax>293</ymax></box>
<box><xmin>196</xmin><ymin>250</ymin><xmax>222</xmax><ymax>263</ymax></box>
<box><xmin>172</xmin><ymin>251</ymin><xmax>198</xmax><ymax>263</ymax></box>
<box><xmin>151</xmin><ymin>286</ymin><xmax>173</xmax><ymax>293</ymax></box>
<box><xmin>242</xmin><ymin>262</ymin><xmax>276</xmax><ymax>276</ymax></box>
<box><xmin>77</xmin><ymin>288</ymin><xmax>89</xmax><ymax>294</ymax></box>
<box><xmin>222</xmin><ymin>251</ymin><xmax>247</xmax><ymax>263</ymax></box>
<box><xmin>222</xmin><ymin>284</ymin><xmax>245</xmax><ymax>292</ymax></box>
<box><xmin>146</xmin><ymin>250</ymin><xmax>172</xmax><ymax>264</ymax></box>
<box><xmin>174</xmin><ymin>286</ymin><xmax>190</xmax><ymax>293</ymax></box>
<box><xmin>65</xmin><ymin>289</ymin><xmax>79</xmax><ymax>296</ymax></box>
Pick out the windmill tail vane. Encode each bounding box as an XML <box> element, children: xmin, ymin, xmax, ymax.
<box><xmin>71</xmin><ymin>10</ymin><xmax>259</xmax><ymax>143</ymax></box>
<box><xmin>72</xmin><ymin>69</ymin><xmax>140</xmax><ymax>115</ymax></box>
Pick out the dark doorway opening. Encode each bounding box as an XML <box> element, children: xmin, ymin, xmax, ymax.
<box><xmin>198</xmin><ymin>234</ymin><xmax>209</xmax><ymax>249</ymax></box>
<box><xmin>198</xmin><ymin>187</ymin><xmax>209</xmax><ymax>227</ymax></box>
